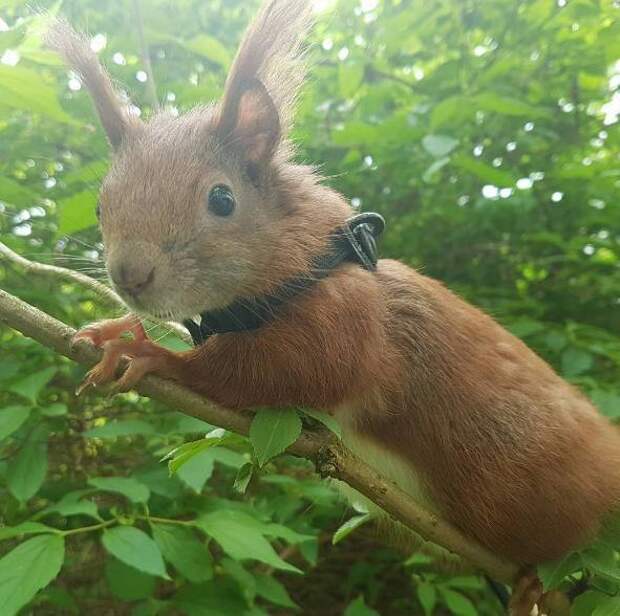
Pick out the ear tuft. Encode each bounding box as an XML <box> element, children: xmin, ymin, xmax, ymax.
<box><xmin>216</xmin><ymin>0</ymin><xmax>313</xmax><ymax>161</ymax></box>
<box><xmin>44</xmin><ymin>18</ymin><xmax>139</xmax><ymax>148</ymax></box>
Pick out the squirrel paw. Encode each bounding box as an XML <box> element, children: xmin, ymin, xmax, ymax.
<box><xmin>73</xmin><ymin>314</ymin><xmax>146</xmax><ymax>348</ymax></box>
<box><xmin>508</xmin><ymin>570</ymin><xmax>543</xmax><ymax>616</ymax></box>
<box><xmin>76</xmin><ymin>336</ymin><xmax>171</xmax><ymax>396</ymax></box>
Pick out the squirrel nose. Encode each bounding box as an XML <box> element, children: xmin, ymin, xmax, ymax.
<box><xmin>110</xmin><ymin>262</ymin><xmax>155</xmax><ymax>296</ymax></box>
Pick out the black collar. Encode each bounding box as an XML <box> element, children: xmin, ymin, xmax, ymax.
<box><xmin>183</xmin><ymin>212</ymin><xmax>385</xmax><ymax>346</ymax></box>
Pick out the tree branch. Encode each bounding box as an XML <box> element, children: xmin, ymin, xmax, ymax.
<box><xmin>0</xmin><ymin>286</ymin><xmax>518</xmax><ymax>584</ymax></box>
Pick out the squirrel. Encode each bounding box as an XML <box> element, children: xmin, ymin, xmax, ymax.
<box><xmin>46</xmin><ymin>1</ymin><xmax>620</xmax><ymax>612</ymax></box>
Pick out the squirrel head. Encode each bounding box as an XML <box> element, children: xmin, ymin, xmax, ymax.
<box><xmin>46</xmin><ymin>0</ymin><xmax>346</xmax><ymax>321</ymax></box>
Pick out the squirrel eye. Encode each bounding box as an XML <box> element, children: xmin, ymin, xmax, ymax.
<box><xmin>207</xmin><ymin>184</ymin><xmax>236</xmax><ymax>217</ymax></box>
<box><xmin>95</xmin><ymin>203</ymin><xmax>101</xmax><ymax>220</ymax></box>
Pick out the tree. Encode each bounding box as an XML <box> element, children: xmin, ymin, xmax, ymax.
<box><xmin>0</xmin><ymin>0</ymin><xmax>618</xmax><ymax>613</ymax></box>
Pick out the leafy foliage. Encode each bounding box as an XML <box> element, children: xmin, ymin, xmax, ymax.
<box><xmin>0</xmin><ymin>0</ymin><xmax>619</xmax><ymax>613</ymax></box>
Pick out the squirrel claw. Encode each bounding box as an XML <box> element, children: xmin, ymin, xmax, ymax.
<box><xmin>76</xmin><ymin>338</ymin><xmax>172</xmax><ymax>397</ymax></box>
<box><xmin>72</xmin><ymin>315</ymin><xmax>146</xmax><ymax>350</ymax></box>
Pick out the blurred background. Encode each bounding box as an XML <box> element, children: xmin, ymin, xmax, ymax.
<box><xmin>0</xmin><ymin>0</ymin><xmax>618</xmax><ymax>614</ymax></box>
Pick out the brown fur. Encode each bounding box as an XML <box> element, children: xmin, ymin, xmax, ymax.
<box><xmin>48</xmin><ymin>0</ymin><xmax>620</xmax><ymax>568</ymax></box>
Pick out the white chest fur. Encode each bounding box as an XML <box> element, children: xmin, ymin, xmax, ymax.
<box><xmin>331</xmin><ymin>405</ymin><xmax>434</xmax><ymax>514</ymax></box>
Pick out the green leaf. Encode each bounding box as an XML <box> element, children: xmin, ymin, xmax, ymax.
<box><xmin>422</xmin><ymin>134</ymin><xmax>459</xmax><ymax>158</ymax></box>
<box><xmin>185</xmin><ymin>34</ymin><xmax>230</xmax><ymax>66</ymax></box>
<box><xmin>263</xmin><ymin>522</ymin><xmax>313</xmax><ymax>544</ymax></box>
<box><xmin>430</xmin><ymin>96</ymin><xmax>473</xmax><ymax>129</ymax></box>
<box><xmin>508</xmin><ymin>318</ymin><xmax>546</xmax><ymax>338</ymax></box>
<box><xmin>164</xmin><ymin>429</ymin><xmax>235</xmax><ymax>473</ymax></box>
<box><xmin>590</xmin><ymin>390</ymin><xmax>620</xmax><ymax>419</ymax></box>
<box><xmin>0</xmin><ymin>361</ymin><xmax>19</xmax><ymax>381</ymax></box>
<box><xmin>173</xmin><ymin>579</ymin><xmax>249</xmax><ymax>615</ymax></box>
<box><xmin>333</xmin><ymin>513</ymin><xmax>371</xmax><ymax>544</ymax></box>
<box><xmin>417</xmin><ymin>582</ymin><xmax>437</xmax><ymax>616</ymax></box>
<box><xmin>57</xmin><ymin>190</ymin><xmax>98</xmax><ymax>235</ymax></box>
<box><xmin>176</xmin><ymin>449</ymin><xmax>215</xmax><ymax>493</ymax></box>
<box><xmin>0</xmin><ymin>177</ymin><xmax>38</xmax><ymax>207</ymax></box>
<box><xmin>105</xmin><ymin>557</ymin><xmax>156</xmax><ymax>601</ymax></box>
<box><xmin>332</xmin><ymin>121</ymin><xmax>379</xmax><ymax>146</ymax></box>
<box><xmin>300</xmin><ymin>407</ymin><xmax>342</xmax><ymax>439</ymax></box>
<box><xmin>233</xmin><ymin>461</ymin><xmax>254</xmax><ymax>494</ymax></box>
<box><xmin>0</xmin><ymin>534</ymin><xmax>64</xmax><ymax>616</ymax></box>
<box><xmin>151</xmin><ymin>523</ymin><xmax>212</xmax><ymax>583</ymax></box>
<box><xmin>9</xmin><ymin>367</ymin><xmax>56</xmax><ymax>403</ymax></box>
<box><xmin>0</xmin><ymin>405</ymin><xmax>31</xmax><ymax>440</ymax></box>
<box><xmin>473</xmin><ymin>93</ymin><xmax>546</xmax><ymax>117</ymax></box>
<box><xmin>452</xmin><ymin>155</ymin><xmax>516</xmax><ymax>186</ymax></box>
<box><xmin>440</xmin><ymin>588</ymin><xmax>477</xmax><ymax>616</ymax></box>
<box><xmin>39</xmin><ymin>491</ymin><xmax>100</xmax><ymax>521</ymax></box>
<box><xmin>537</xmin><ymin>552</ymin><xmax>581</xmax><ymax>590</ymax></box>
<box><xmin>423</xmin><ymin>156</ymin><xmax>450</xmax><ymax>182</ymax></box>
<box><xmin>198</xmin><ymin>510</ymin><xmax>301</xmax><ymax>573</ymax></box>
<box><xmin>581</xmin><ymin>544</ymin><xmax>620</xmax><ymax>584</ymax></box>
<box><xmin>62</xmin><ymin>160</ymin><xmax>109</xmax><ymax>186</ymax></box>
<box><xmin>101</xmin><ymin>526</ymin><xmax>168</xmax><ymax>579</ymax></box>
<box><xmin>84</xmin><ymin>419</ymin><xmax>156</xmax><ymax>438</ymax></box>
<box><xmin>593</xmin><ymin>597</ymin><xmax>620</xmax><ymax>616</ymax></box>
<box><xmin>249</xmin><ymin>408</ymin><xmax>302</xmax><ymax>467</ymax></box>
<box><xmin>40</xmin><ymin>402</ymin><xmax>67</xmax><ymax>417</ymax></box>
<box><xmin>88</xmin><ymin>476</ymin><xmax>150</xmax><ymax>503</ymax></box>
<box><xmin>255</xmin><ymin>574</ymin><xmax>298</xmax><ymax>609</ymax></box>
<box><xmin>0</xmin><ymin>521</ymin><xmax>59</xmax><ymax>541</ymax></box>
<box><xmin>573</xmin><ymin>592</ymin><xmax>610</xmax><ymax>616</ymax></box>
<box><xmin>343</xmin><ymin>595</ymin><xmax>380</xmax><ymax>616</ymax></box>
<box><xmin>221</xmin><ymin>557</ymin><xmax>256</xmax><ymax>603</ymax></box>
<box><xmin>339</xmin><ymin>62</ymin><xmax>364</xmax><ymax>98</ymax></box>
<box><xmin>7</xmin><ymin>426</ymin><xmax>48</xmax><ymax>502</ymax></box>
<box><xmin>299</xmin><ymin>539</ymin><xmax>319</xmax><ymax>566</ymax></box>
<box><xmin>0</xmin><ymin>65</ymin><xmax>74</xmax><ymax>123</ymax></box>
<box><xmin>561</xmin><ymin>347</ymin><xmax>594</xmax><ymax>377</ymax></box>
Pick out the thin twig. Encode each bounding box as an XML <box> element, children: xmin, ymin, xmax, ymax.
<box><xmin>0</xmin><ymin>285</ymin><xmax>519</xmax><ymax>584</ymax></box>
<box><xmin>131</xmin><ymin>0</ymin><xmax>159</xmax><ymax>110</ymax></box>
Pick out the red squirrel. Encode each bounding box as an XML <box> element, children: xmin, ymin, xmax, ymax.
<box><xmin>47</xmin><ymin>1</ymin><xmax>620</xmax><ymax>611</ymax></box>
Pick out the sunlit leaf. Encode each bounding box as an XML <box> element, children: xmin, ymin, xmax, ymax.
<box><xmin>332</xmin><ymin>513</ymin><xmax>371</xmax><ymax>544</ymax></box>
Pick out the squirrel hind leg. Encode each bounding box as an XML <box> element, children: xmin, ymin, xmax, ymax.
<box><xmin>508</xmin><ymin>570</ymin><xmax>543</xmax><ymax>616</ymax></box>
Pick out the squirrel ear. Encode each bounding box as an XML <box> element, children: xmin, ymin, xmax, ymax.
<box><xmin>45</xmin><ymin>19</ymin><xmax>138</xmax><ymax>149</ymax></box>
<box><xmin>216</xmin><ymin>79</ymin><xmax>281</xmax><ymax>165</ymax></box>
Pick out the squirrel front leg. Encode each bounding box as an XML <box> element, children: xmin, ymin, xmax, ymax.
<box><xmin>75</xmin><ymin>269</ymin><xmax>389</xmax><ymax>408</ymax></box>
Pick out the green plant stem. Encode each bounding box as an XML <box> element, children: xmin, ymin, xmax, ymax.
<box><xmin>61</xmin><ymin>518</ymin><xmax>118</xmax><ymax>537</ymax></box>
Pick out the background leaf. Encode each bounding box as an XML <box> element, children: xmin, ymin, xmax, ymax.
<box><xmin>152</xmin><ymin>523</ymin><xmax>212</xmax><ymax>583</ymax></box>
<box><xmin>7</xmin><ymin>425</ymin><xmax>48</xmax><ymax>502</ymax></box>
<box><xmin>0</xmin><ymin>535</ymin><xmax>64</xmax><ymax>616</ymax></box>
<box><xmin>102</xmin><ymin>527</ymin><xmax>168</xmax><ymax>579</ymax></box>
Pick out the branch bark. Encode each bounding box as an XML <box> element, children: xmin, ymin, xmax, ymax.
<box><xmin>0</xmin><ymin>286</ymin><xmax>519</xmax><ymax>584</ymax></box>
